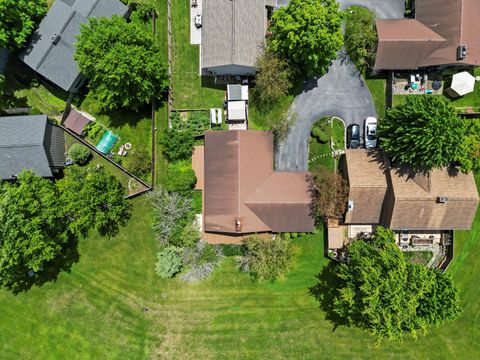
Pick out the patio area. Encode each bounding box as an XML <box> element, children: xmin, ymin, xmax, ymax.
<box><xmin>392</xmin><ymin>72</ymin><xmax>444</xmax><ymax>95</ymax></box>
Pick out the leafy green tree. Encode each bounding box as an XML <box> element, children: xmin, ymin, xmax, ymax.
<box><xmin>241</xmin><ymin>236</ymin><xmax>294</xmax><ymax>281</ymax></box>
<box><xmin>344</xmin><ymin>7</ymin><xmax>378</xmax><ymax>72</ymax></box>
<box><xmin>0</xmin><ymin>0</ymin><xmax>47</xmax><ymax>49</ymax></box>
<box><xmin>0</xmin><ymin>171</ymin><xmax>67</xmax><ymax>291</ymax></box>
<box><xmin>68</xmin><ymin>144</ymin><xmax>91</xmax><ymax>165</ymax></box>
<box><xmin>379</xmin><ymin>96</ymin><xmax>468</xmax><ymax>171</ymax></box>
<box><xmin>269</xmin><ymin>0</ymin><xmax>343</xmax><ymax>76</ymax></box>
<box><xmin>155</xmin><ymin>246</ymin><xmax>183</xmax><ymax>278</ymax></box>
<box><xmin>459</xmin><ymin>119</ymin><xmax>480</xmax><ymax>172</ymax></box>
<box><xmin>252</xmin><ymin>49</ymin><xmax>292</xmax><ymax>109</ymax></box>
<box><xmin>57</xmin><ymin>164</ymin><xmax>132</xmax><ymax>237</ymax></box>
<box><xmin>331</xmin><ymin>227</ymin><xmax>462</xmax><ymax>340</ymax></box>
<box><xmin>75</xmin><ymin>16</ymin><xmax>168</xmax><ymax>111</ymax></box>
<box><xmin>165</xmin><ymin>160</ymin><xmax>197</xmax><ymax>194</ymax></box>
<box><xmin>159</xmin><ymin>128</ymin><xmax>195</xmax><ymax>162</ymax></box>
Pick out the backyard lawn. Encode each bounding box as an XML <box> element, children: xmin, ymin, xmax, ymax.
<box><xmin>1</xmin><ymin>182</ymin><xmax>480</xmax><ymax>358</ymax></box>
<box><xmin>170</xmin><ymin>0</ymin><xmax>225</xmax><ymax>109</ymax></box>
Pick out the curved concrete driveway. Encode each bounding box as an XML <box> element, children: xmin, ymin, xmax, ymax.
<box><xmin>274</xmin><ymin>1</ymin><xmax>404</xmax><ymax>171</ymax></box>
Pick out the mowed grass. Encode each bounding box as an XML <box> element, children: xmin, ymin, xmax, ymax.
<box><xmin>366</xmin><ymin>78</ymin><xmax>386</xmax><ymax>118</ymax></box>
<box><xmin>170</xmin><ymin>0</ymin><xmax>225</xmax><ymax>109</ymax></box>
<box><xmin>2</xmin><ymin>185</ymin><xmax>480</xmax><ymax>357</ymax></box>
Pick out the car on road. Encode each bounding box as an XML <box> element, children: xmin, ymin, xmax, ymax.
<box><xmin>347</xmin><ymin>124</ymin><xmax>361</xmax><ymax>149</ymax></box>
<box><xmin>194</xmin><ymin>14</ymin><xmax>202</xmax><ymax>28</ymax></box>
<box><xmin>364</xmin><ymin>117</ymin><xmax>378</xmax><ymax>149</ymax></box>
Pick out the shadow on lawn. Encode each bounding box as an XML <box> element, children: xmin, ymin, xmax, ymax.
<box><xmin>7</xmin><ymin>238</ymin><xmax>80</xmax><ymax>295</ymax></box>
<box><xmin>308</xmin><ymin>261</ymin><xmax>351</xmax><ymax>332</ymax></box>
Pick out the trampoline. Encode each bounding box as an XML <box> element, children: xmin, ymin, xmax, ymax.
<box><xmin>96</xmin><ymin>130</ymin><xmax>119</xmax><ymax>154</ymax></box>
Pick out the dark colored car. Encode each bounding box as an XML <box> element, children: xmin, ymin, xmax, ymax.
<box><xmin>347</xmin><ymin>124</ymin><xmax>361</xmax><ymax>149</ymax></box>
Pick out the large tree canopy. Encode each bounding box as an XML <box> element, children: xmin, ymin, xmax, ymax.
<box><xmin>75</xmin><ymin>16</ymin><xmax>168</xmax><ymax>111</ymax></box>
<box><xmin>0</xmin><ymin>166</ymin><xmax>131</xmax><ymax>291</ymax></box>
<box><xmin>331</xmin><ymin>227</ymin><xmax>461</xmax><ymax>340</ymax></box>
<box><xmin>269</xmin><ymin>0</ymin><xmax>343</xmax><ymax>76</ymax></box>
<box><xmin>378</xmin><ymin>96</ymin><xmax>469</xmax><ymax>171</ymax></box>
<box><xmin>0</xmin><ymin>171</ymin><xmax>68</xmax><ymax>291</ymax></box>
<box><xmin>0</xmin><ymin>0</ymin><xmax>47</xmax><ymax>49</ymax></box>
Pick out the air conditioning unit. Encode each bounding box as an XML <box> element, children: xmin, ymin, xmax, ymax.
<box><xmin>457</xmin><ymin>45</ymin><xmax>467</xmax><ymax>60</ymax></box>
<box><xmin>437</xmin><ymin>196</ymin><xmax>449</xmax><ymax>204</ymax></box>
<box><xmin>51</xmin><ymin>33</ymin><xmax>61</xmax><ymax>45</ymax></box>
<box><xmin>348</xmin><ymin>200</ymin><xmax>354</xmax><ymax>211</ymax></box>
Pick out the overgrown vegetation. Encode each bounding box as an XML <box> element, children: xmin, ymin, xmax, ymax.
<box><xmin>165</xmin><ymin>160</ymin><xmax>197</xmax><ymax>194</ymax></box>
<box><xmin>344</xmin><ymin>7</ymin><xmax>378</xmax><ymax>73</ymax></box>
<box><xmin>251</xmin><ymin>49</ymin><xmax>292</xmax><ymax>110</ymax></box>
<box><xmin>311</xmin><ymin>166</ymin><xmax>348</xmax><ymax>220</ymax></box>
<box><xmin>240</xmin><ymin>236</ymin><xmax>294</xmax><ymax>282</ymax></box>
<box><xmin>159</xmin><ymin>128</ymin><xmax>195</xmax><ymax>162</ymax></box>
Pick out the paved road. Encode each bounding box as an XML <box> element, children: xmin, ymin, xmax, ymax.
<box><xmin>275</xmin><ymin>54</ymin><xmax>376</xmax><ymax>171</ymax></box>
<box><xmin>276</xmin><ymin>0</ymin><xmax>404</xmax><ymax>20</ymax></box>
<box><xmin>274</xmin><ymin>1</ymin><xmax>405</xmax><ymax>171</ymax></box>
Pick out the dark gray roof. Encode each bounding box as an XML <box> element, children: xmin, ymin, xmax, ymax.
<box><xmin>19</xmin><ymin>0</ymin><xmax>128</xmax><ymax>92</ymax></box>
<box><xmin>202</xmin><ymin>0</ymin><xmax>266</xmax><ymax>72</ymax></box>
<box><xmin>0</xmin><ymin>115</ymin><xmax>66</xmax><ymax>179</ymax></box>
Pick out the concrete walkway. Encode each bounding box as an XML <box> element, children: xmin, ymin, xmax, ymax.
<box><xmin>275</xmin><ymin>1</ymin><xmax>405</xmax><ymax>171</ymax></box>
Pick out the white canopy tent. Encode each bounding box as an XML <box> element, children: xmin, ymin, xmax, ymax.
<box><xmin>227</xmin><ymin>101</ymin><xmax>246</xmax><ymax>121</ymax></box>
<box><xmin>448</xmin><ymin>71</ymin><xmax>476</xmax><ymax>97</ymax></box>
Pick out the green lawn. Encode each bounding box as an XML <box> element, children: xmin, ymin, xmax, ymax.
<box><xmin>170</xmin><ymin>0</ymin><xmax>225</xmax><ymax>109</ymax></box>
<box><xmin>2</xmin><ymin>187</ymin><xmax>480</xmax><ymax>358</ymax></box>
<box><xmin>366</xmin><ymin>78</ymin><xmax>386</xmax><ymax>118</ymax></box>
<box><xmin>308</xmin><ymin>117</ymin><xmax>344</xmax><ymax>172</ymax></box>
<box><xmin>248</xmin><ymin>95</ymin><xmax>295</xmax><ymax>130</ymax></box>
<box><xmin>404</xmin><ymin>251</ymin><xmax>433</xmax><ymax>265</ymax></box>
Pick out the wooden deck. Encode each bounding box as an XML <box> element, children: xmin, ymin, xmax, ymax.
<box><xmin>192</xmin><ymin>145</ymin><xmax>204</xmax><ymax>190</ymax></box>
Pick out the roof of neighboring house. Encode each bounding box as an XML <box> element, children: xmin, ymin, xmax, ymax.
<box><xmin>375</xmin><ymin>0</ymin><xmax>480</xmax><ymax>70</ymax></box>
<box><xmin>202</xmin><ymin>0</ymin><xmax>266</xmax><ymax>71</ymax></box>
<box><xmin>344</xmin><ymin>149</ymin><xmax>389</xmax><ymax>224</ymax></box>
<box><xmin>343</xmin><ymin>150</ymin><xmax>479</xmax><ymax>231</ymax></box>
<box><xmin>204</xmin><ymin>130</ymin><xmax>314</xmax><ymax>234</ymax></box>
<box><xmin>387</xmin><ymin>167</ymin><xmax>480</xmax><ymax>230</ymax></box>
<box><xmin>63</xmin><ymin>108</ymin><xmax>93</xmax><ymax>135</ymax></box>
<box><xmin>0</xmin><ymin>115</ymin><xmax>66</xmax><ymax>179</ymax></box>
<box><xmin>19</xmin><ymin>0</ymin><xmax>128</xmax><ymax>91</ymax></box>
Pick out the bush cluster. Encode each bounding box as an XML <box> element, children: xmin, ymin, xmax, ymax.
<box><xmin>165</xmin><ymin>160</ymin><xmax>197</xmax><ymax>194</ymax></box>
<box><xmin>155</xmin><ymin>246</ymin><xmax>183</xmax><ymax>279</ymax></box>
<box><xmin>68</xmin><ymin>144</ymin><xmax>91</xmax><ymax>165</ymax></box>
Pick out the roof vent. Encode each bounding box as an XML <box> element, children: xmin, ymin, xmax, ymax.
<box><xmin>51</xmin><ymin>33</ymin><xmax>61</xmax><ymax>45</ymax></box>
<box><xmin>348</xmin><ymin>200</ymin><xmax>354</xmax><ymax>211</ymax></box>
<box><xmin>235</xmin><ymin>218</ymin><xmax>242</xmax><ymax>232</ymax></box>
<box><xmin>457</xmin><ymin>45</ymin><xmax>467</xmax><ymax>60</ymax></box>
<box><xmin>437</xmin><ymin>196</ymin><xmax>449</xmax><ymax>204</ymax></box>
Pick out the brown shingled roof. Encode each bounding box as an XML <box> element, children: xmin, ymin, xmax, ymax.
<box><xmin>387</xmin><ymin>167</ymin><xmax>480</xmax><ymax>230</ymax></box>
<box><xmin>344</xmin><ymin>149</ymin><xmax>388</xmax><ymax>225</ymax></box>
<box><xmin>375</xmin><ymin>0</ymin><xmax>480</xmax><ymax>70</ymax></box>
<box><xmin>343</xmin><ymin>150</ymin><xmax>479</xmax><ymax>231</ymax></box>
<box><xmin>204</xmin><ymin>131</ymin><xmax>314</xmax><ymax>234</ymax></box>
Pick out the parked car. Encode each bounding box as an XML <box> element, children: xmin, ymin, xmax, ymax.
<box><xmin>347</xmin><ymin>124</ymin><xmax>361</xmax><ymax>149</ymax></box>
<box><xmin>364</xmin><ymin>117</ymin><xmax>378</xmax><ymax>149</ymax></box>
<box><xmin>194</xmin><ymin>14</ymin><xmax>202</xmax><ymax>28</ymax></box>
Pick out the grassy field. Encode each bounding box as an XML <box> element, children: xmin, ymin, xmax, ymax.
<box><xmin>170</xmin><ymin>0</ymin><xmax>225</xmax><ymax>109</ymax></box>
<box><xmin>2</xmin><ymin>185</ymin><xmax>480</xmax><ymax>358</ymax></box>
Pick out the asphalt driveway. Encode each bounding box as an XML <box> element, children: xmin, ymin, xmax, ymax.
<box><xmin>275</xmin><ymin>55</ymin><xmax>376</xmax><ymax>171</ymax></box>
<box><xmin>274</xmin><ymin>1</ymin><xmax>404</xmax><ymax>171</ymax></box>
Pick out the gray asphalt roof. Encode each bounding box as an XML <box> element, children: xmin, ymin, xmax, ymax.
<box><xmin>0</xmin><ymin>115</ymin><xmax>65</xmax><ymax>179</ymax></box>
<box><xmin>202</xmin><ymin>0</ymin><xmax>266</xmax><ymax>70</ymax></box>
<box><xmin>19</xmin><ymin>0</ymin><xmax>128</xmax><ymax>92</ymax></box>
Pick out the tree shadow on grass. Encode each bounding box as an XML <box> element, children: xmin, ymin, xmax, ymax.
<box><xmin>308</xmin><ymin>261</ymin><xmax>351</xmax><ymax>332</ymax></box>
<box><xmin>7</xmin><ymin>237</ymin><xmax>80</xmax><ymax>295</ymax></box>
